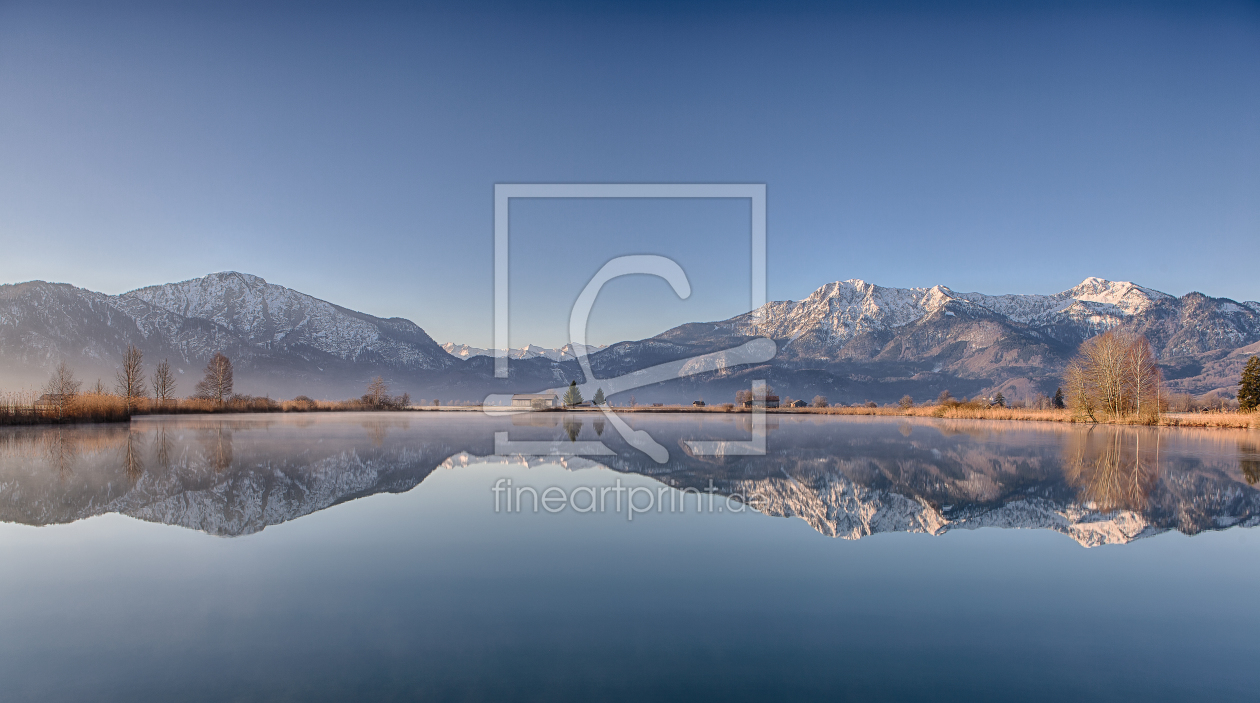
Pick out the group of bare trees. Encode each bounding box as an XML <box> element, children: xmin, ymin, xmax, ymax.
<box><xmin>360</xmin><ymin>376</ymin><xmax>410</xmax><ymax>409</ymax></box>
<box><xmin>39</xmin><ymin>348</ymin><xmax>239</xmax><ymax>412</ymax></box>
<box><xmin>1064</xmin><ymin>330</ymin><xmax>1163</xmax><ymax>423</ymax></box>
<box><xmin>111</xmin><ymin>346</ymin><xmax>183</xmax><ymax>408</ymax></box>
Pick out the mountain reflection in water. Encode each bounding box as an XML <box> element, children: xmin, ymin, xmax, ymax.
<box><xmin>0</xmin><ymin>413</ymin><xmax>1257</xmax><ymax>546</ymax></box>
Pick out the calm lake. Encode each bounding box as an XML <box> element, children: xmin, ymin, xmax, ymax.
<box><xmin>2</xmin><ymin>412</ymin><xmax>1259</xmax><ymax>702</ymax></box>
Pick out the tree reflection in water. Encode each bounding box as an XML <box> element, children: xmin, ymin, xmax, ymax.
<box><xmin>361</xmin><ymin>417</ymin><xmax>411</xmax><ymax>447</ymax></box>
<box><xmin>46</xmin><ymin>429</ymin><xmax>76</xmax><ymax>481</ymax></box>
<box><xmin>199</xmin><ymin>424</ymin><xmax>234</xmax><ymax>472</ymax></box>
<box><xmin>2</xmin><ymin>415</ymin><xmax>1258</xmax><ymax>543</ymax></box>
<box><xmin>154</xmin><ymin>427</ymin><xmax>171</xmax><ymax>471</ymax></box>
<box><xmin>1241</xmin><ymin>441</ymin><xmax>1260</xmax><ymax>486</ymax></box>
<box><xmin>1064</xmin><ymin>426</ymin><xmax>1161</xmax><ymax>512</ymax></box>
<box><xmin>122</xmin><ymin>430</ymin><xmax>145</xmax><ymax>482</ymax></box>
<box><xmin>564</xmin><ymin>416</ymin><xmax>582</xmax><ymax>443</ymax></box>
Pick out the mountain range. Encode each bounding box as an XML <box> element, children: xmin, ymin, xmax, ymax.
<box><xmin>441</xmin><ymin>342</ymin><xmax>606</xmax><ymax>362</ymax></box>
<box><xmin>1</xmin><ymin>271</ymin><xmax>1256</xmax><ymax>403</ymax></box>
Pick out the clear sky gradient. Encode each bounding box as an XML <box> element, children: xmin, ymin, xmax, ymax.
<box><xmin>1</xmin><ymin>1</ymin><xmax>1257</xmax><ymax>348</ymax></box>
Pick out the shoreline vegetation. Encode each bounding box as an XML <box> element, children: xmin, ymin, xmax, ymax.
<box><xmin>596</xmin><ymin>404</ymin><xmax>1260</xmax><ymax>429</ymax></box>
<box><xmin>0</xmin><ymin>391</ymin><xmax>415</xmax><ymax>426</ymax></box>
<box><xmin>1</xmin><ymin>390</ymin><xmax>1255</xmax><ymax>430</ymax></box>
<box><xmin>5</xmin><ymin>335</ymin><xmax>1256</xmax><ymax>430</ymax></box>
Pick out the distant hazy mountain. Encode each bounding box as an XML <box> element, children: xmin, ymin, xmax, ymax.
<box><xmin>1</xmin><ymin>272</ymin><xmax>1256</xmax><ymax>403</ymax></box>
<box><xmin>441</xmin><ymin>341</ymin><xmax>606</xmax><ymax>362</ymax></box>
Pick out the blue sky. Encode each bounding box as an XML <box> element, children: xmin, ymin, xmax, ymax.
<box><xmin>1</xmin><ymin>1</ymin><xmax>1257</xmax><ymax>348</ymax></box>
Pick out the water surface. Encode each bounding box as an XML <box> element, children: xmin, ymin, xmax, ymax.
<box><xmin>2</xmin><ymin>413</ymin><xmax>1258</xmax><ymax>701</ymax></box>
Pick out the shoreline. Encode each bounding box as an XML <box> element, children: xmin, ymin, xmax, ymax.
<box><xmin>528</xmin><ymin>404</ymin><xmax>1260</xmax><ymax>429</ymax></box>
<box><xmin>2</xmin><ymin>403</ymin><xmax>1255</xmax><ymax>430</ymax></box>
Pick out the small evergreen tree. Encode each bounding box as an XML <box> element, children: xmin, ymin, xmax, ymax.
<box><xmin>592</xmin><ymin>388</ymin><xmax>606</xmax><ymax>405</ymax></box>
<box><xmin>1240</xmin><ymin>356</ymin><xmax>1260</xmax><ymax>413</ymax></box>
<box><xmin>994</xmin><ymin>392</ymin><xmax>1006</xmax><ymax>408</ymax></box>
<box><xmin>1053</xmin><ymin>387</ymin><xmax>1065</xmax><ymax>409</ymax></box>
<box><xmin>563</xmin><ymin>380</ymin><xmax>583</xmax><ymax>406</ymax></box>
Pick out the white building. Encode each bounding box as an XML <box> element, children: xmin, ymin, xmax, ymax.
<box><xmin>512</xmin><ymin>392</ymin><xmax>560</xmax><ymax>410</ymax></box>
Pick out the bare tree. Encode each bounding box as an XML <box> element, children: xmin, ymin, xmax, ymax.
<box><xmin>115</xmin><ymin>345</ymin><xmax>147</xmax><ymax>411</ymax></box>
<box><xmin>1124</xmin><ymin>335</ymin><xmax>1161</xmax><ymax>421</ymax></box>
<box><xmin>194</xmin><ymin>353</ymin><xmax>234</xmax><ymax>405</ymax></box>
<box><xmin>152</xmin><ymin>359</ymin><xmax>177</xmax><ymax>408</ymax></box>
<box><xmin>1064</xmin><ymin>330</ymin><xmax>1163</xmax><ymax>423</ymax></box>
<box><xmin>898</xmin><ymin>395</ymin><xmax>914</xmax><ymax>410</ymax></box>
<box><xmin>811</xmin><ymin>395</ymin><xmax>828</xmax><ymax>408</ymax></box>
<box><xmin>90</xmin><ymin>379</ymin><xmax>107</xmax><ymax>395</ymax></box>
<box><xmin>42</xmin><ymin>361</ymin><xmax>82</xmax><ymax>417</ymax></box>
<box><xmin>364</xmin><ymin>377</ymin><xmax>389</xmax><ymax>408</ymax></box>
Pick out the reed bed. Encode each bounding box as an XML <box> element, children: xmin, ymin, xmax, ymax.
<box><xmin>3</xmin><ymin>390</ymin><xmax>1254</xmax><ymax>430</ymax></box>
<box><xmin>0</xmin><ymin>391</ymin><xmax>411</xmax><ymax>426</ymax></box>
<box><xmin>606</xmin><ymin>402</ymin><xmax>1259</xmax><ymax>429</ymax></box>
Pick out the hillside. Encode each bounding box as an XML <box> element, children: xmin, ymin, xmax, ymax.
<box><xmin>1</xmin><ymin>272</ymin><xmax>1256</xmax><ymax>404</ymax></box>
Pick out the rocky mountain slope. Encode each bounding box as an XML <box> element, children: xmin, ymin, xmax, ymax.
<box><xmin>585</xmin><ymin>277</ymin><xmax>1260</xmax><ymax>403</ymax></box>
<box><xmin>0</xmin><ymin>272</ymin><xmax>458</xmax><ymax>398</ymax></box>
<box><xmin>1</xmin><ymin>272</ymin><xmax>1255</xmax><ymax>403</ymax></box>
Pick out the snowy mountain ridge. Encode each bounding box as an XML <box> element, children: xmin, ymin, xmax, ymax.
<box><xmin>2</xmin><ymin>271</ymin><xmax>1257</xmax><ymax>401</ymax></box>
<box><xmin>124</xmin><ymin>272</ymin><xmax>450</xmax><ymax>370</ymax></box>
<box><xmin>729</xmin><ymin>277</ymin><xmax>1180</xmax><ymax>344</ymax></box>
<box><xmin>441</xmin><ymin>341</ymin><xmax>606</xmax><ymax>362</ymax></box>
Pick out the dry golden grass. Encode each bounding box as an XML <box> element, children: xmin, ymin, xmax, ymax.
<box><xmin>4</xmin><ymin>389</ymin><xmax>1254</xmax><ymax>430</ymax></box>
<box><xmin>0</xmin><ymin>390</ymin><xmax>409</xmax><ymax>426</ymax></box>
<box><xmin>606</xmin><ymin>401</ymin><xmax>1259</xmax><ymax>429</ymax></box>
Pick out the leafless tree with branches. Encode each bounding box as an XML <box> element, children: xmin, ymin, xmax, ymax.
<box><xmin>42</xmin><ymin>361</ymin><xmax>82</xmax><ymax>417</ymax></box>
<box><xmin>365</xmin><ymin>377</ymin><xmax>389</xmax><ymax>407</ymax></box>
<box><xmin>152</xmin><ymin>359</ymin><xmax>177</xmax><ymax>408</ymax></box>
<box><xmin>115</xmin><ymin>346</ymin><xmax>147</xmax><ymax>411</ymax></box>
<box><xmin>194</xmin><ymin>353</ymin><xmax>234</xmax><ymax>404</ymax></box>
<box><xmin>1064</xmin><ymin>330</ymin><xmax>1163</xmax><ymax>423</ymax></box>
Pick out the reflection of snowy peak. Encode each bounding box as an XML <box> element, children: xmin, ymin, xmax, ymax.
<box><xmin>2</xmin><ymin>416</ymin><xmax>1257</xmax><ymax>547</ymax></box>
<box><xmin>739</xmin><ymin>474</ymin><xmax>1163</xmax><ymax>547</ymax></box>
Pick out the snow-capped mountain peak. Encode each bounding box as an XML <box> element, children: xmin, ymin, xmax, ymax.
<box><xmin>441</xmin><ymin>341</ymin><xmax>606</xmax><ymax>362</ymax></box>
<box><xmin>122</xmin><ymin>271</ymin><xmax>449</xmax><ymax>369</ymax></box>
<box><xmin>735</xmin><ymin>276</ymin><xmax>1178</xmax><ymax>343</ymax></box>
